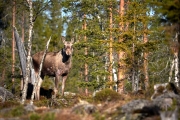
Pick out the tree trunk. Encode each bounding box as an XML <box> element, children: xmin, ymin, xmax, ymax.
<box><xmin>83</xmin><ymin>14</ymin><xmax>88</xmax><ymax>95</ymax></box>
<box><xmin>132</xmin><ymin>11</ymin><xmax>136</xmax><ymax>92</ymax></box>
<box><xmin>22</xmin><ymin>11</ymin><xmax>25</xmax><ymax>42</ymax></box>
<box><xmin>143</xmin><ymin>24</ymin><xmax>149</xmax><ymax>90</ymax></box>
<box><xmin>12</xmin><ymin>0</ymin><xmax>16</xmax><ymax>94</ymax></box>
<box><xmin>109</xmin><ymin>4</ymin><xmax>113</xmax><ymax>89</ymax></box>
<box><xmin>174</xmin><ymin>52</ymin><xmax>179</xmax><ymax>87</ymax></box>
<box><xmin>21</xmin><ymin>0</ymin><xmax>34</xmax><ymax>104</ymax></box>
<box><xmin>30</xmin><ymin>37</ymin><xmax>51</xmax><ymax>104</ymax></box>
<box><xmin>175</xmin><ymin>32</ymin><xmax>179</xmax><ymax>87</ymax></box>
<box><xmin>21</xmin><ymin>11</ymin><xmax>25</xmax><ymax>91</ymax></box>
<box><xmin>14</xmin><ymin>27</ymin><xmax>26</xmax><ymax>80</ymax></box>
<box><xmin>1</xmin><ymin>69</ymin><xmax>6</xmax><ymax>86</ymax></box>
<box><xmin>169</xmin><ymin>59</ymin><xmax>174</xmax><ymax>82</ymax></box>
<box><xmin>117</xmin><ymin>0</ymin><xmax>125</xmax><ymax>93</ymax></box>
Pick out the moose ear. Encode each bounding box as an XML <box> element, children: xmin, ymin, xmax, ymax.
<box><xmin>61</xmin><ymin>36</ymin><xmax>66</xmax><ymax>43</ymax></box>
<box><xmin>71</xmin><ymin>38</ymin><xmax>74</xmax><ymax>43</ymax></box>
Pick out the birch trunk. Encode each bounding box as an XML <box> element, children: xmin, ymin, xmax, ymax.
<box><xmin>174</xmin><ymin>52</ymin><xmax>179</xmax><ymax>87</ymax></box>
<box><xmin>169</xmin><ymin>59</ymin><xmax>174</xmax><ymax>82</ymax></box>
<box><xmin>21</xmin><ymin>0</ymin><xmax>33</xmax><ymax>104</ymax></box>
<box><xmin>30</xmin><ymin>37</ymin><xmax>51</xmax><ymax>105</ymax></box>
<box><xmin>174</xmin><ymin>32</ymin><xmax>179</xmax><ymax>87</ymax></box>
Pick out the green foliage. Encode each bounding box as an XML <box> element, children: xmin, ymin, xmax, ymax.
<box><xmin>11</xmin><ymin>105</ymin><xmax>25</xmax><ymax>117</ymax></box>
<box><xmin>93</xmin><ymin>112</ymin><xmax>105</xmax><ymax>120</ymax></box>
<box><xmin>34</xmin><ymin>99</ymin><xmax>49</xmax><ymax>107</ymax></box>
<box><xmin>0</xmin><ymin>0</ymin><xmax>178</xmax><ymax>97</ymax></box>
<box><xmin>94</xmin><ymin>88</ymin><xmax>121</xmax><ymax>102</ymax></box>
<box><xmin>1</xmin><ymin>105</ymin><xmax>25</xmax><ymax>118</ymax></box>
<box><xmin>153</xmin><ymin>0</ymin><xmax>180</xmax><ymax>23</ymax></box>
<box><xmin>29</xmin><ymin>113</ymin><xmax>41</xmax><ymax>120</ymax></box>
<box><xmin>42</xmin><ymin>112</ymin><xmax>55</xmax><ymax>120</ymax></box>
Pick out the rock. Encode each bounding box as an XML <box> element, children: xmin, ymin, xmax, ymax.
<box><xmin>160</xmin><ymin>108</ymin><xmax>178</xmax><ymax>120</ymax></box>
<box><xmin>151</xmin><ymin>82</ymin><xmax>179</xmax><ymax>100</ymax></box>
<box><xmin>152</xmin><ymin>92</ymin><xmax>180</xmax><ymax>110</ymax></box>
<box><xmin>0</xmin><ymin>87</ymin><xmax>14</xmax><ymax>102</ymax></box>
<box><xmin>71</xmin><ymin>101</ymin><xmax>97</xmax><ymax>114</ymax></box>
<box><xmin>121</xmin><ymin>99</ymin><xmax>152</xmax><ymax>113</ymax></box>
<box><xmin>24</xmin><ymin>104</ymin><xmax>36</xmax><ymax>112</ymax></box>
<box><xmin>64</xmin><ymin>92</ymin><xmax>76</xmax><ymax>97</ymax></box>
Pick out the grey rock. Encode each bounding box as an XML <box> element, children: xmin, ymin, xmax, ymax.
<box><xmin>152</xmin><ymin>92</ymin><xmax>180</xmax><ymax>110</ymax></box>
<box><xmin>121</xmin><ymin>99</ymin><xmax>152</xmax><ymax>113</ymax></box>
<box><xmin>71</xmin><ymin>103</ymin><xmax>97</xmax><ymax>114</ymax></box>
<box><xmin>0</xmin><ymin>87</ymin><xmax>14</xmax><ymax>102</ymax></box>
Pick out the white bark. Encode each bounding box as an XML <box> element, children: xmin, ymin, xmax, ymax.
<box><xmin>21</xmin><ymin>0</ymin><xmax>34</xmax><ymax>104</ymax></box>
<box><xmin>169</xmin><ymin>59</ymin><xmax>174</xmax><ymax>82</ymax></box>
<box><xmin>174</xmin><ymin>53</ymin><xmax>179</xmax><ymax>87</ymax></box>
<box><xmin>174</xmin><ymin>32</ymin><xmax>179</xmax><ymax>87</ymax></box>
<box><xmin>30</xmin><ymin>37</ymin><xmax>51</xmax><ymax>105</ymax></box>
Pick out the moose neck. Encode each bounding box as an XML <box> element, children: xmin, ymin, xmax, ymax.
<box><xmin>61</xmin><ymin>48</ymin><xmax>71</xmax><ymax>63</ymax></box>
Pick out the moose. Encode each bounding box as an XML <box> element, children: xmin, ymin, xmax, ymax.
<box><xmin>32</xmin><ymin>38</ymin><xmax>74</xmax><ymax>100</ymax></box>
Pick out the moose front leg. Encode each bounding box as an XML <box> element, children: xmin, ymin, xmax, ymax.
<box><xmin>62</xmin><ymin>75</ymin><xmax>67</xmax><ymax>96</ymax></box>
<box><xmin>35</xmin><ymin>77</ymin><xmax>43</xmax><ymax>100</ymax></box>
<box><xmin>53</xmin><ymin>75</ymin><xmax>60</xmax><ymax>98</ymax></box>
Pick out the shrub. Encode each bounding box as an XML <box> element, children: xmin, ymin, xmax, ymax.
<box><xmin>42</xmin><ymin>112</ymin><xmax>55</xmax><ymax>120</ymax></box>
<box><xmin>94</xmin><ymin>88</ymin><xmax>121</xmax><ymax>102</ymax></box>
<box><xmin>11</xmin><ymin>105</ymin><xmax>25</xmax><ymax>117</ymax></box>
<box><xmin>29</xmin><ymin>113</ymin><xmax>41</xmax><ymax>120</ymax></box>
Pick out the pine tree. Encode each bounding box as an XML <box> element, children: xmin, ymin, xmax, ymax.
<box><xmin>154</xmin><ymin>0</ymin><xmax>180</xmax><ymax>87</ymax></box>
<box><xmin>62</xmin><ymin>0</ymin><xmax>116</xmax><ymax>93</ymax></box>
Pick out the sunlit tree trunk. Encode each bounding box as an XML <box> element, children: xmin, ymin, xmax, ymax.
<box><xmin>21</xmin><ymin>11</ymin><xmax>25</xmax><ymax>91</ymax></box>
<box><xmin>174</xmin><ymin>33</ymin><xmax>179</xmax><ymax>87</ymax></box>
<box><xmin>174</xmin><ymin>51</ymin><xmax>179</xmax><ymax>87</ymax></box>
<box><xmin>132</xmin><ymin>11</ymin><xmax>138</xmax><ymax>92</ymax></box>
<box><xmin>178</xmin><ymin>23</ymin><xmax>180</xmax><ymax>86</ymax></box>
<box><xmin>21</xmin><ymin>0</ymin><xmax>34</xmax><ymax>104</ymax></box>
<box><xmin>143</xmin><ymin>24</ymin><xmax>149</xmax><ymax>90</ymax></box>
<box><xmin>169</xmin><ymin>58</ymin><xmax>174</xmax><ymax>82</ymax></box>
<box><xmin>12</xmin><ymin>0</ymin><xmax>16</xmax><ymax>94</ymax></box>
<box><xmin>117</xmin><ymin>0</ymin><xmax>125</xmax><ymax>93</ymax></box>
<box><xmin>108</xmin><ymin>4</ymin><xmax>113</xmax><ymax>89</ymax></box>
<box><xmin>83</xmin><ymin>14</ymin><xmax>88</xmax><ymax>95</ymax></box>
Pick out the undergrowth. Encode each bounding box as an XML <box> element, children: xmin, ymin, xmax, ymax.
<box><xmin>94</xmin><ymin>88</ymin><xmax>121</xmax><ymax>102</ymax></box>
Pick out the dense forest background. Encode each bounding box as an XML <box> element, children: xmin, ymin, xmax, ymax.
<box><xmin>0</xmin><ymin>0</ymin><xmax>180</xmax><ymax>96</ymax></box>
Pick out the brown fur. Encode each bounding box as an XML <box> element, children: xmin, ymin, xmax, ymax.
<box><xmin>32</xmin><ymin>39</ymin><xmax>74</xmax><ymax>100</ymax></box>
<box><xmin>33</xmin><ymin>51</ymin><xmax>72</xmax><ymax>77</ymax></box>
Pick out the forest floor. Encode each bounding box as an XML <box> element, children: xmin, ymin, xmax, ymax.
<box><xmin>0</xmin><ymin>86</ymin><xmax>179</xmax><ymax>120</ymax></box>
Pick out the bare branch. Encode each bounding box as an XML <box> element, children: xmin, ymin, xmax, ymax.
<box><xmin>33</xmin><ymin>0</ymin><xmax>51</xmax><ymax>22</ymax></box>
